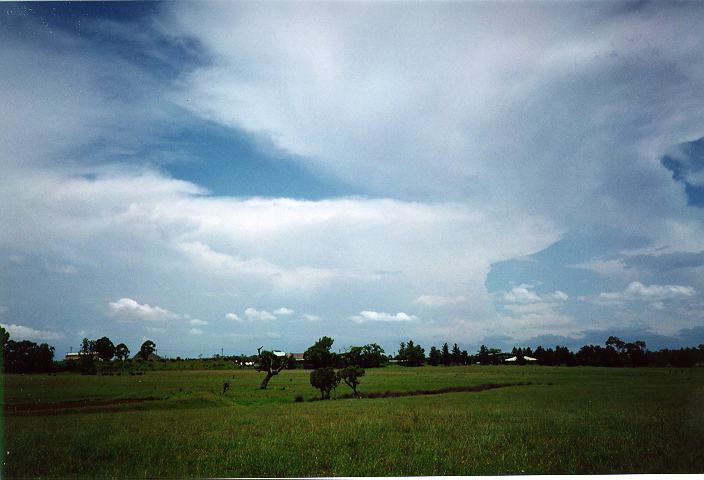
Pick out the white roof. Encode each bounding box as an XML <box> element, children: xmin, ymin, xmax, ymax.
<box><xmin>272</xmin><ymin>350</ymin><xmax>286</xmax><ymax>357</ymax></box>
<box><xmin>505</xmin><ymin>355</ymin><xmax>537</xmax><ymax>362</ymax></box>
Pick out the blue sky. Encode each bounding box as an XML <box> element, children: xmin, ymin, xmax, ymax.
<box><xmin>2</xmin><ymin>1</ymin><xmax>704</xmax><ymax>358</ymax></box>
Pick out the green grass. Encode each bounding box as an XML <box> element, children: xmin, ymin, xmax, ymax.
<box><xmin>4</xmin><ymin>366</ymin><xmax>704</xmax><ymax>477</ymax></box>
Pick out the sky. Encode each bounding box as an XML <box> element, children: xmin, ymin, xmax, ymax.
<box><xmin>2</xmin><ymin>1</ymin><xmax>704</xmax><ymax>358</ymax></box>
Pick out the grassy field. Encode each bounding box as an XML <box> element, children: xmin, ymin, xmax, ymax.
<box><xmin>3</xmin><ymin>365</ymin><xmax>704</xmax><ymax>477</ymax></box>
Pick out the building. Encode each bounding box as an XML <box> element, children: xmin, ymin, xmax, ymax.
<box><xmin>64</xmin><ymin>352</ymin><xmax>99</xmax><ymax>361</ymax></box>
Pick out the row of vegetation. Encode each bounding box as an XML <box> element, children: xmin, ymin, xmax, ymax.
<box><xmin>3</xmin><ymin>324</ymin><xmax>704</xmax><ymax>376</ymax></box>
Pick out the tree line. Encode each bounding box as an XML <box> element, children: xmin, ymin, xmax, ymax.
<box><xmin>0</xmin><ymin>327</ymin><xmax>161</xmax><ymax>374</ymax></box>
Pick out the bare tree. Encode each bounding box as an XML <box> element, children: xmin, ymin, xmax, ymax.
<box><xmin>256</xmin><ymin>346</ymin><xmax>287</xmax><ymax>389</ymax></box>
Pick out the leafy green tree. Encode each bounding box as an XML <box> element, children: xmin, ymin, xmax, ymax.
<box><xmin>0</xmin><ymin>325</ymin><xmax>9</xmax><ymax>347</ymax></box>
<box><xmin>303</xmin><ymin>336</ymin><xmax>336</xmax><ymax>369</ymax></box>
<box><xmin>4</xmin><ymin>340</ymin><xmax>55</xmax><ymax>373</ymax></box>
<box><xmin>346</xmin><ymin>343</ymin><xmax>386</xmax><ymax>368</ymax></box>
<box><xmin>399</xmin><ymin>340</ymin><xmax>425</xmax><ymax>367</ymax></box>
<box><xmin>338</xmin><ymin>365</ymin><xmax>365</xmax><ymax>396</ymax></box>
<box><xmin>256</xmin><ymin>347</ymin><xmax>288</xmax><ymax>389</ymax></box>
<box><xmin>79</xmin><ymin>337</ymin><xmax>96</xmax><ymax>374</ymax></box>
<box><xmin>139</xmin><ymin>340</ymin><xmax>156</xmax><ymax>360</ymax></box>
<box><xmin>451</xmin><ymin>343</ymin><xmax>462</xmax><ymax>365</ymax></box>
<box><xmin>94</xmin><ymin>336</ymin><xmax>116</xmax><ymax>361</ymax></box>
<box><xmin>286</xmin><ymin>354</ymin><xmax>298</xmax><ymax>369</ymax></box>
<box><xmin>310</xmin><ymin>366</ymin><xmax>339</xmax><ymax>399</ymax></box>
<box><xmin>115</xmin><ymin>343</ymin><xmax>130</xmax><ymax>361</ymax></box>
<box><xmin>428</xmin><ymin>346</ymin><xmax>441</xmax><ymax>366</ymax></box>
<box><xmin>441</xmin><ymin>342</ymin><xmax>451</xmax><ymax>366</ymax></box>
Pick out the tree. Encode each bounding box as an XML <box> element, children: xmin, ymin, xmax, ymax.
<box><xmin>0</xmin><ymin>325</ymin><xmax>9</xmax><ymax>347</ymax></box>
<box><xmin>346</xmin><ymin>343</ymin><xmax>386</xmax><ymax>368</ymax></box>
<box><xmin>139</xmin><ymin>340</ymin><xmax>156</xmax><ymax>360</ymax></box>
<box><xmin>310</xmin><ymin>367</ymin><xmax>339</xmax><ymax>399</ymax></box>
<box><xmin>286</xmin><ymin>354</ymin><xmax>298</xmax><ymax>369</ymax></box>
<box><xmin>338</xmin><ymin>365</ymin><xmax>365</xmax><ymax>397</ymax></box>
<box><xmin>451</xmin><ymin>343</ymin><xmax>462</xmax><ymax>365</ymax></box>
<box><xmin>303</xmin><ymin>336</ymin><xmax>336</xmax><ymax>369</ymax></box>
<box><xmin>441</xmin><ymin>342</ymin><xmax>451</xmax><ymax>366</ymax></box>
<box><xmin>115</xmin><ymin>343</ymin><xmax>130</xmax><ymax>361</ymax></box>
<box><xmin>4</xmin><ymin>340</ymin><xmax>55</xmax><ymax>373</ymax></box>
<box><xmin>428</xmin><ymin>346</ymin><xmax>441</xmax><ymax>366</ymax></box>
<box><xmin>79</xmin><ymin>337</ymin><xmax>96</xmax><ymax>374</ymax></box>
<box><xmin>256</xmin><ymin>346</ymin><xmax>288</xmax><ymax>389</ymax></box>
<box><xmin>399</xmin><ymin>340</ymin><xmax>425</xmax><ymax>367</ymax></box>
<box><xmin>94</xmin><ymin>336</ymin><xmax>116</xmax><ymax>361</ymax></box>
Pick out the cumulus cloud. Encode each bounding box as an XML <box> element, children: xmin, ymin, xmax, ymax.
<box><xmin>188</xmin><ymin>319</ymin><xmax>209</xmax><ymax>326</ymax></box>
<box><xmin>502</xmin><ymin>285</ymin><xmax>568</xmax><ymax>304</ymax></box>
<box><xmin>273</xmin><ymin>307</ymin><xmax>294</xmax><ymax>315</ymax></box>
<box><xmin>188</xmin><ymin>328</ymin><xmax>203</xmax><ymax>335</ymax></box>
<box><xmin>108</xmin><ymin>298</ymin><xmax>180</xmax><ymax>322</ymax></box>
<box><xmin>350</xmin><ymin>311</ymin><xmax>418</xmax><ymax>323</ymax></box>
<box><xmin>1</xmin><ymin>323</ymin><xmax>64</xmax><ymax>341</ymax></box>
<box><xmin>225</xmin><ymin>313</ymin><xmax>241</xmax><ymax>322</ymax></box>
<box><xmin>301</xmin><ymin>314</ymin><xmax>320</xmax><ymax>322</ymax></box>
<box><xmin>244</xmin><ymin>308</ymin><xmax>276</xmax><ymax>321</ymax></box>
<box><xmin>414</xmin><ymin>295</ymin><xmax>466</xmax><ymax>307</ymax></box>
<box><xmin>594</xmin><ymin>282</ymin><xmax>696</xmax><ymax>305</ymax></box>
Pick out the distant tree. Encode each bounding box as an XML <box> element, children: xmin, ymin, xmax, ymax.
<box><xmin>451</xmin><ymin>343</ymin><xmax>462</xmax><ymax>365</ymax></box>
<box><xmin>115</xmin><ymin>343</ymin><xmax>130</xmax><ymax>361</ymax></box>
<box><xmin>286</xmin><ymin>354</ymin><xmax>298</xmax><ymax>369</ymax></box>
<box><xmin>441</xmin><ymin>342</ymin><xmax>451</xmax><ymax>366</ymax></box>
<box><xmin>397</xmin><ymin>342</ymin><xmax>406</xmax><ymax>361</ymax></box>
<box><xmin>338</xmin><ymin>365</ymin><xmax>365</xmax><ymax>397</ymax></box>
<box><xmin>139</xmin><ymin>340</ymin><xmax>156</xmax><ymax>361</ymax></box>
<box><xmin>399</xmin><ymin>340</ymin><xmax>425</xmax><ymax>367</ymax></box>
<box><xmin>606</xmin><ymin>336</ymin><xmax>625</xmax><ymax>353</ymax></box>
<box><xmin>256</xmin><ymin>346</ymin><xmax>288</xmax><ymax>389</ymax></box>
<box><xmin>0</xmin><ymin>325</ymin><xmax>9</xmax><ymax>347</ymax></box>
<box><xmin>346</xmin><ymin>343</ymin><xmax>386</xmax><ymax>368</ymax></box>
<box><xmin>310</xmin><ymin>367</ymin><xmax>339</xmax><ymax>399</ymax></box>
<box><xmin>4</xmin><ymin>340</ymin><xmax>55</xmax><ymax>373</ymax></box>
<box><xmin>428</xmin><ymin>346</ymin><xmax>441</xmax><ymax>366</ymax></box>
<box><xmin>79</xmin><ymin>337</ymin><xmax>96</xmax><ymax>374</ymax></box>
<box><xmin>460</xmin><ymin>350</ymin><xmax>469</xmax><ymax>365</ymax></box>
<box><xmin>94</xmin><ymin>336</ymin><xmax>116</xmax><ymax>361</ymax></box>
<box><xmin>303</xmin><ymin>336</ymin><xmax>336</xmax><ymax>369</ymax></box>
<box><xmin>477</xmin><ymin>345</ymin><xmax>490</xmax><ymax>365</ymax></box>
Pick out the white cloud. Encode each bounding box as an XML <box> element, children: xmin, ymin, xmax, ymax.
<box><xmin>350</xmin><ymin>311</ymin><xmax>418</xmax><ymax>323</ymax></box>
<box><xmin>188</xmin><ymin>319</ymin><xmax>209</xmax><ymax>326</ymax></box>
<box><xmin>225</xmin><ymin>313</ymin><xmax>241</xmax><ymax>322</ymax></box>
<box><xmin>188</xmin><ymin>328</ymin><xmax>203</xmax><ymax>335</ymax></box>
<box><xmin>503</xmin><ymin>285</ymin><xmax>542</xmax><ymax>304</ymax></box>
<box><xmin>502</xmin><ymin>285</ymin><xmax>568</xmax><ymax>305</ymax></box>
<box><xmin>244</xmin><ymin>307</ymin><xmax>276</xmax><ymax>321</ymax></box>
<box><xmin>108</xmin><ymin>298</ymin><xmax>180</xmax><ymax>322</ymax></box>
<box><xmin>273</xmin><ymin>307</ymin><xmax>294</xmax><ymax>315</ymax></box>
<box><xmin>414</xmin><ymin>295</ymin><xmax>466</xmax><ymax>307</ymax></box>
<box><xmin>594</xmin><ymin>281</ymin><xmax>696</xmax><ymax>305</ymax></box>
<box><xmin>1</xmin><ymin>323</ymin><xmax>64</xmax><ymax>341</ymax></box>
<box><xmin>301</xmin><ymin>314</ymin><xmax>320</xmax><ymax>322</ymax></box>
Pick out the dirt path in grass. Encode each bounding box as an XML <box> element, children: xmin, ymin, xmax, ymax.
<box><xmin>337</xmin><ymin>382</ymin><xmax>527</xmax><ymax>400</ymax></box>
<box><xmin>5</xmin><ymin>397</ymin><xmax>161</xmax><ymax>414</ymax></box>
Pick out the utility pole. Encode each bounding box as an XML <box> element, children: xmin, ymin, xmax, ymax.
<box><xmin>221</xmin><ymin>347</ymin><xmax>224</xmax><ymax>357</ymax></box>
